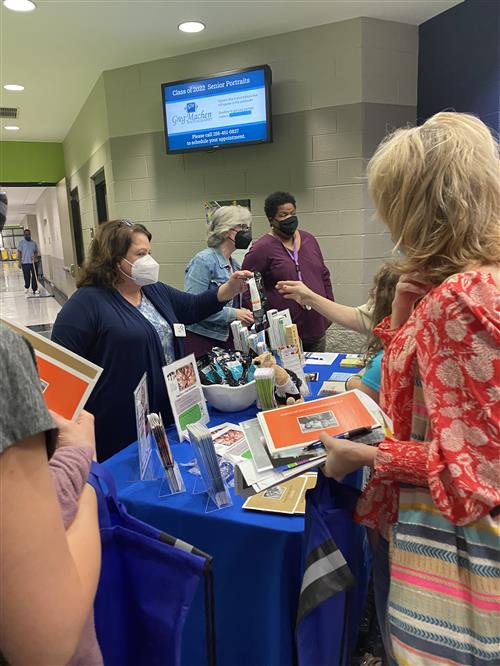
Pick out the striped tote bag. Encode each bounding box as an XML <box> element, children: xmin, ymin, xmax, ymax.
<box><xmin>387</xmin><ymin>370</ymin><xmax>500</xmax><ymax>665</ymax></box>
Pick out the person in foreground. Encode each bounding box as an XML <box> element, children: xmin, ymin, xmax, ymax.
<box><xmin>52</xmin><ymin>219</ymin><xmax>252</xmax><ymax>461</ymax></box>
<box><xmin>184</xmin><ymin>205</ymin><xmax>254</xmax><ymax>357</ymax></box>
<box><xmin>321</xmin><ymin>113</ymin><xmax>500</xmax><ymax>665</ymax></box>
<box><xmin>241</xmin><ymin>191</ymin><xmax>333</xmax><ymax>352</ymax></box>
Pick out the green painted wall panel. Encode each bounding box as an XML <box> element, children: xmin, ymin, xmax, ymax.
<box><xmin>0</xmin><ymin>141</ymin><xmax>65</xmax><ymax>183</ymax></box>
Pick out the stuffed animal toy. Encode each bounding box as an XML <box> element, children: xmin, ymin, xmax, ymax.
<box><xmin>252</xmin><ymin>351</ymin><xmax>305</xmax><ymax>406</ymax></box>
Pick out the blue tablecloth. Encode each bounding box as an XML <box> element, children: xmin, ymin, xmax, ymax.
<box><xmin>104</xmin><ymin>354</ymin><xmax>361</xmax><ymax>666</ymax></box>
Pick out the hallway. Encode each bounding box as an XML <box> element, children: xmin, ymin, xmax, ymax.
<box><xmin>0</xmin><ymin>262</ymin><xmax>61</xmax><ymax>335</ymax></box>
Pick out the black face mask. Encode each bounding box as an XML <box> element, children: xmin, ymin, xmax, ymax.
<box><xmin>233</xmin><ymin>229</ymin><xmax>252</xmax><ymax>250</ymax></box>
<box><xmin>275</xmin><ymin>215</ymin><xmax>298</xmax><ymax>237</ymax></box>
<box><xmin>24</xmin><ymin>235</ymin><xmax>31</xmax><ymax>241</ymax></box>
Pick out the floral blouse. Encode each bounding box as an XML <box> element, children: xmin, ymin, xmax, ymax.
<box><xmin>354</xmin><ymin>271</ymin><xmax>500</xmax><ymax>539</ymax></box>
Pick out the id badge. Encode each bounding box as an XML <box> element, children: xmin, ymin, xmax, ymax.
<box><xmin>173</xmin><ymin>323</ymin><xmax>186</xmax><ymax>337</ymax></box>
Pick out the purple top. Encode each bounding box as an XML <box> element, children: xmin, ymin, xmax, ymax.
<box><xmin>241</xmin><ymin>230</ymin><xmax>334</xmax><ymax>340</ymax></box>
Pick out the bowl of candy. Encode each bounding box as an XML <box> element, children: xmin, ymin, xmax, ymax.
<box><xmin>198</xmin><ymin>349</ymin><xmax>257</xmax><ymax>412</ymax></box>
<box><xmin>202</xmin><ymin>380</ymin><xmax>257</xmax><ymax>412</ymax></box>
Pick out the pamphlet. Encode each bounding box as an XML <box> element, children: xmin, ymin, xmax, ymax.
<box><xmin>1</xmin><ymin>317</ymin><xmax>102</xmax><ymax>420</ymax></box>
<box><xmin>257</xmin><ymin>390</ymin><xmax>380</xmax><ymax>456</ymax></box>
<box><xmin>318</xmin><ymin>380</ymin><xmax>345</xmax><ymax>396</ymax></box>
<box><xmin>294</xmin><ymin>474</ymin><xmax>319</xmax><ymax>514</ymax></box>
<box><xmin>163</xmin><ymin>354</ymin><xmax>209</xmax><ymax>441</ymax></box>
<box><xmin>242</xmin><ymin>474</ymin><xmax>314</xmax><ymax>515</ymax></box>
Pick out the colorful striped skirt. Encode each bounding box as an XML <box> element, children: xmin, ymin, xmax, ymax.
<box><xmin>388</xmin><ymin>487</ymin><xmax>500</xmax><ymax>666</ymax></box>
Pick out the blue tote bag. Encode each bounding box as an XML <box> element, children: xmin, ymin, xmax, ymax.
<box><xmin>88</xmin><ymin>462</ymin><xmax>216</xmax><ymax>666</ymax></box>
<box><xmin>296</xmin><ymin>471</ymin><xmax>371</xmax><ymax>666</ymax></box>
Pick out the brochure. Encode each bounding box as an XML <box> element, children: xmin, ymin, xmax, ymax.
<box><xmin>133</xmin><ymin>372</ymin><xmax>153</xmax><ymax>478</ymax></box>
<box><xmin>1</xmin><ymin>317</ymin><xmax>102</xmax><ymax>420</ymax></box>
<box><xmin>242</xmin><ymin>474</ymin><xmax>315</xmax><ymax>515</ymax></box>
<box><xmin>257</xmin><ymin>390</ymin><xmax>380</xmax><ymax>456</ymax></box>
<box><xmin>163</xmin><ymin>354</ymin><xmax>209</xmax><ymax>441</ymax></box>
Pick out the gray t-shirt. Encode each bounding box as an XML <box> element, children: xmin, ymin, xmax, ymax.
<box><xmin>0</xmin><ymin>325</ymin><xmax>56</xmax><ymax>454</ymax></box>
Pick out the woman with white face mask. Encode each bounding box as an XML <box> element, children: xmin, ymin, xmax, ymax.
<box><xmin>52</xmin><ymin>219</ymin><xmax>252</xmax><ymax>461</ymax></box>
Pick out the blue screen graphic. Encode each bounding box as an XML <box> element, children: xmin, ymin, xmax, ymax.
<box><xmin>163</xmin><ymin>67</ymin><xmax>271</xmax><ymax>152</ymax></box>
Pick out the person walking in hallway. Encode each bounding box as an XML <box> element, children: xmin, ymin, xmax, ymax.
<box><xmin>17</xmin><ymin>228</ymin><xmax>39</xmax><ymax>296</ymax></box>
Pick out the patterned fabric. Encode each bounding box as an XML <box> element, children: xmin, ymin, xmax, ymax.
<box><xmin>137</xmin><ymin>294</ymin><xmax>175</xmax><ymax>365</ymax></box>
<box><xmin>388</xmin><ymin>487</ymin><xmax>500</xmax><ymax>666</ymax></box>
<box><xmin>355</xmin><ymin>271</ymin><xmax>500</xmax><ymax>540</ymax></box>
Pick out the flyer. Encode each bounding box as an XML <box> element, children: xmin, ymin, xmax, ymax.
<box><xmin>242</xmin><ymin>473</ymin><xmax>317</xmax><ymax>515</ymax></box>
<box><xmin>163</xmin><ymin>354</ymin><xmax>209</xmax><ymax>441</ymax></box>
<box><xmin>1</xmin><ymin>317</ymin><xmax>102</xmax><ymax>420</ymax></box>
<box><xmin>133</xmin><ymin>372</ymin><xmax>154</xmax><ymax>479</ymax></box>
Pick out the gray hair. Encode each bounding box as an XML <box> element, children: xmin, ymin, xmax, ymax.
<box><xmin>206</xmin><ymin>205</ymin><xmax>252</xmax><ymax>248</ymax></box>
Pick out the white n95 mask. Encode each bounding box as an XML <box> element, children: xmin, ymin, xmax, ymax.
<box><xmin>124</xmin><ymin>254</ymin><xmax>160</xmax><ymax>286</ymax></box>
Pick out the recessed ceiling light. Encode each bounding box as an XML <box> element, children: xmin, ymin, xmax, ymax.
<box><xmin>4</xmin><ymin>125</ymin><xmax>20</xmax><ymax>131</ymax></box>
<box><xmin>178</xmin><ymin>21</ymin><xmax>205</xmax><ymax>33</ymax></box>
<box><xmin>3</xmin><ymin>0</ymin><xmax>36</xmax><ymax>11</ymax></box>
<box><xmin>3</xmin><ymin>84</ymin><xmax>25</xmax><ymax>92</ymax></box>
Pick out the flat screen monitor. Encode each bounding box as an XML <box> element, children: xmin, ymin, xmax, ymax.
<box><xmin>161</xmin><ymin>65</ymin><xmax>272</xmax><ymax>154</ymax></box>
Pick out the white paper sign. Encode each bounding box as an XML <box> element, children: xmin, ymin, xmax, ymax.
<box><xmin>162</xmin><ymin>354</ymin><xmax>209</xmax><ymax>441</ymax></box>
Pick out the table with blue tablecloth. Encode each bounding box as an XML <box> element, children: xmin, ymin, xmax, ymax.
<box><xmin>104</xmin><ymin>354</ymin><xmax>366</xmax><ymax>666</ymax></box>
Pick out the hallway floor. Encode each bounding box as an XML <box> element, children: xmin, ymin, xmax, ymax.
<box><xmin>0</xmin><ymin>262</ymin><xmax>61</xmax><ymax>335</ymax></box>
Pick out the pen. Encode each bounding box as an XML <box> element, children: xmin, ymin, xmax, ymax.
<box><xmin>303</xmin><ymin>427</ymin><xmax>373</xmax><ymax>451</ymax></box>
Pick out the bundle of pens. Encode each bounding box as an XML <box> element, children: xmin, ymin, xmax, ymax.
<box><xmin>254</xmin><ymin>367</ymin><xmax>277</xmax><ymax>411</ymax></box>
<box><xmin>187</xmin><ymin>423</ymin><xmax>232</xmax><ymax>510</ymax></box>
<box><xmin>147</xmin><ymin>413</ymin><xmax>185</xmax><ymax>495</ymax></box>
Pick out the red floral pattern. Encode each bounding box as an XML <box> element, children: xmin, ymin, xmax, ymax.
<box><xmin>355</xmin><ymin>271</ymin><xmax>500</xmax><ymax>539</ymax></box>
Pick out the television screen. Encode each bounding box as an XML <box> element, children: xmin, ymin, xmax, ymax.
<box><xmin>161</xmin><ymin>65</ymin><xmax>272</xmax><ymax>154</ymax></box>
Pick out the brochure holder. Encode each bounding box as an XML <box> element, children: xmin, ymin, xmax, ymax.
<box><xmin>158</xmin><ymin>460</ymin><xmax>186</xmax><ymax>497</ymax></box>
<box><xmin>188</xmin><ymin>424</ymin><xmax>233</xmax><ymax>513</ymax></box>
<box><xmin>128</xmin><ymin>443</ymin><xmax>164</xmax><ymax>483</ymax></box>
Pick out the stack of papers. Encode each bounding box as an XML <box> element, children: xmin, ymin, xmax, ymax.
<box><xmin>232</xmin><ymin>390</ymin><xmax>388</xmax><ymax>497</ymax></box>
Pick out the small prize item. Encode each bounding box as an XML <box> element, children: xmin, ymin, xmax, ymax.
<box><xmin>254</xmin><ymin>367</ymin><xmax>277</xmax><ymax>411</ymax></box>
<box><xmin>147</xmin><ymin>413</ymin><xmax>186</xmax><ymax>496</ymax></box>
<box><xmin>188</xmin><ymin>423</ymin><xmax>233</xmax><ymax>511</ymax></box>
<box><xmin>247</xmin><ymin>272</ymin><xmax>269</xmax><ymax>332</ymax></box>
<box><xmin>253</xmin><ymin>351</ymin><xmax>305</xmax><ymax>406</ymax></box>
<box><xmin>339</xmin><ymin>354</ymin><xmax>365</xmax><ymax>368</ymax></box>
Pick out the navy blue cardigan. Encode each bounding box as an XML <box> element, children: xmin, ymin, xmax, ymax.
<box><xmin>51</xmin><ymin>283</ymin><xmax>222</xmax><ymax>460</ymax></box>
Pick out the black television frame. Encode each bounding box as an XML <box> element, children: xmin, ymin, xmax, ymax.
<box><xmin>161</xmin><ymin>64</ymin><xmax>273</xmax><ymax>155</ymax></box>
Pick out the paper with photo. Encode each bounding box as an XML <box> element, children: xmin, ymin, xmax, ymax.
<box><xmin>163</xmin><ymin>354</ymin><xmax>209</xmax><ymax>441</ymax></box>
<box><xmin>1</xmin><ymin>317</ymin><xmax>102</xmax><ymax>420</ymax></box>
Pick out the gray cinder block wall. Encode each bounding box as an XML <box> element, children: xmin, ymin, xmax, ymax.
<box><xmin>64</xmin><ymin>18</ymin><xmax>417</xmax><ymax>350</ymax></box>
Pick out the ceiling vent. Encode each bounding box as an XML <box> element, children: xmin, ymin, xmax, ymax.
<box><xmin>0</xmin><ymin>107</ymin><xmax>19</xmax><ymax>119</ymax></box>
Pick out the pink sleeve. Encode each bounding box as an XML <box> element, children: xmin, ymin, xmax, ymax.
<box><xmin>49</xmin><ymin>446</ymin><xmax>94</xmax><ymax>528</ymax></box>
<box><xmin>374</xmin><ymin>277</ymin><xmax>500</xmax><ymax>525</ymax></box>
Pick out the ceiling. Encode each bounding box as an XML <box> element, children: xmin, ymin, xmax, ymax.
<box><xmin>0</xmin><ymin>0</ymin><xmax>462</xmax><ymax>143</ymax></box>
<box><xmin>0</xmin><ymin>185</ymin><xmax>47</xmax><ymax>226</ymax></box>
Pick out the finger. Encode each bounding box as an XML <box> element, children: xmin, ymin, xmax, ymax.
<box><xmin>319</xmin><ymin>431</ymin><xmax>336</xmax><ymax>449</ymax></box>
<box><xmin>49</xmin><ymin>410</ymin><xmax>69</xmax><ymax>428</ymax></box>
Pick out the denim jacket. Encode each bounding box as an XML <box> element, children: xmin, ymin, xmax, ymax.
<box><xmin>184</xmin><ymin>247</ymin><xmax>240</xmax><ymax>341</ymax></box>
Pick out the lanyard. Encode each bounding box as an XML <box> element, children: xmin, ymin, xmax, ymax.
<box><xmin>284</xmin><ymin>237</ymin><xmax>303</xmax><ymax>281</ymax></box>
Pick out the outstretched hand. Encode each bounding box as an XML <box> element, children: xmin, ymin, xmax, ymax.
<box><xmin>275</xmin><ymin>280</ymin><xmax>315</xmax><ymax>307</ymax></box>
<box><xmin>217</xmin><ymin>270</ymin><xmax>253</xmax><ymax>302</ymax></box>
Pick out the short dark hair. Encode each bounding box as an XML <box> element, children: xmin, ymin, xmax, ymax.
<box><xmin>264</xmin><ymin>191</ymin><xmax>296</xmax><ymax>220</ymax></box>
<box><xmin>77</xmin><ymin>219</ymin><xmax>152</xmax><ymax>289</ymax></box>
<box><xmin>24</xmin><ymin>228</ymin><xmax>31</xmax><ymax>233</ymax></box>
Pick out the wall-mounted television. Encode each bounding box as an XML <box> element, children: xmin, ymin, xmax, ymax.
<box><xmin>161</xmin><ymin>65</ymin><xmax>272</xmax><ymax>154</ymax></box>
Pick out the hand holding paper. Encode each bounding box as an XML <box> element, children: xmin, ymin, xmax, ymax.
<box><xmin>320</xmin><ymin>432</ymin><xmax>377</xmax><ymax>481</ymax></box>
<box><xmin>217</xmin><ymin>270</ymin><xmax>253</xmax><ymax>301</ymax></box>
<box><xmin>50</xmin><ymin>409</ymin><xmax>96</xmax><ymax>456</ymax></box>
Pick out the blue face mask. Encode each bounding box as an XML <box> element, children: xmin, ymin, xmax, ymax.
<box><xmin>24</xmin><ymin>234</ymin><xmax>31</xmax><ymax>241</ymax></box>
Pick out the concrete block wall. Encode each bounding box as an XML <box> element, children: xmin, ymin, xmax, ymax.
<box><xmin>63</xmin><ymin>17</ymin><xmax>418</xmax><ymax>350</ymax></box>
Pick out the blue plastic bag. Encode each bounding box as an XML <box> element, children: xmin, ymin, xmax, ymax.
<box><xmin>88</xmin><ymin>462</ymin><xmax>215</xmax><ymax>666</ymax></box>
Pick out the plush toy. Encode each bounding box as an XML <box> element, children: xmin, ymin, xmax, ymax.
<box><xmin>252</xmin><ymin>351</ymin><xmax>305</xmax><ymax>406</ymax></box>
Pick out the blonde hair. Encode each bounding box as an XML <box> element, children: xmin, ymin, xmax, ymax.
<box><xmin>206</xmin><ymin>205</ymin><xmax>252</xmax><ymax>248</ymax></box>
<box><xmin>367</xmin><ymin>112</ymin><xmax>500</xmax><ymax>282</ymax></box>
